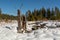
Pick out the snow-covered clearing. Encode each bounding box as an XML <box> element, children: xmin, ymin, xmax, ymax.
<box><xmin>0</xmin><ymin>20</ymin><xmax>60</xmax><ymax>40</ymax></box>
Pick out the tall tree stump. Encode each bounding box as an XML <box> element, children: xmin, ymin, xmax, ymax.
<box><xmin>17</xmin><ymin>10</ymin><xmax>22</xmax><ymax>33</ymax></box>
<box><xmin>22</xmin><ymin>15</ymin><xmax>26</xmax><ymax>33</ymax></box>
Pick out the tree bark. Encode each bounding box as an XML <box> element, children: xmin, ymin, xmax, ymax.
<box><xmin>17</xmin><ymin>9</ymin><xmax>22</xmax><ymax>33</ymax></box>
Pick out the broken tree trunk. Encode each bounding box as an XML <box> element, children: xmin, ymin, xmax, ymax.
<box><xmin>17</xmin><ymin>9</ymin><xmax>22</xmax><ymax>33</ymax></box>
<box><xmin>22</xmin><ymin>15</ymin><xmax>26</xmax><ymax>33</ymax></box>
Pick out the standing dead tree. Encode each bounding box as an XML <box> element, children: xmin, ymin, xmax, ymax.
<box><xmin>17</xmin><ymin>9</ymin><xmax>26</xmax><ymax>33</ymax></box>
<box><xmin>17</xmin><ymin>9</ymin><xmax>22</xmax><ymax>33</ymax></box>
<box><xmin>22</xmin><ymin>15</ymin><xmax>26</xmax><ymax>33</ymax></box>
<box><xmin>17</xmin><ymin>0</ymin><xmax>26</xmax><ymax>33</ymax></box>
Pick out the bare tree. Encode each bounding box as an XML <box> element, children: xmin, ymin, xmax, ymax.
<box><xmin>22</xmin><ymin>15</ymin><xmax>26</xmax><ymax>32</ymax></box>
<box><xmin>17</xmin><ymin>9</ymin><xmax>22</xmax><ymax>33</ymax></box>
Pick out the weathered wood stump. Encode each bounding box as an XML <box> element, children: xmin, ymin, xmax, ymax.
<box><xmin>22</xmin><ymin>15</ymin><xmax>26</xmax><ymax>33</ymax></box>
<box><xmin>17</xmin><ymin>9</ymin><xmax>22</xmax><ymax>33</ymax></box>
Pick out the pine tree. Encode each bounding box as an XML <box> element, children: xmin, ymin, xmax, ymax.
<box><xmin>55</xmin><ymin>7</ymin><xmax>60</xmax><ymax>20</ymax></box>
<box><xmin>46</xmin><ymin>8</ymin><xmax>51</xmax><ymax>19</ymax></box>
<box><xmin>17</xmin><ymin>9</ymin><xmax>22</xmax><ymax>33</ymax></box>
<box><xmin>41</xmin><ymin>7</ymin><xmax>46</xmax><ymax>18</ymax></box>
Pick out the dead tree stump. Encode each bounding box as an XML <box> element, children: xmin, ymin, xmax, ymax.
<box><xmin>22</xmin><ymin>15</ymin><xmax>26</xmax><ymax>33</ymax></box>
<box><xmin>17</xmin><ymin>10</ymin><xmax>22</xmax><ymax>33</ymax></box>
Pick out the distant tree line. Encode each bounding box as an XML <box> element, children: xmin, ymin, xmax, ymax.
<box><xmin>26</xmin><ymin>7</ymin><xmax>60</xmax><ymax>21</ymax></box>
<box><xmin>0</xmin><ymin>8</ymin><xmax>17</xmax><ymax>21</ymax></box>
<box><xmin>0</xmin><ymin>7</ymin><xmax>60</xmax><ymax>21</ymax></box>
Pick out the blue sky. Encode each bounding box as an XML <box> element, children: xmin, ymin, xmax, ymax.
<box><xmin>0</xmin><ymin>0</ymin><xmax>60</xmax><ymax>16</ymax></box>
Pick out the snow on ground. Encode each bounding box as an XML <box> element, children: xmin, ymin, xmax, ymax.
<box><xmin>0</xmin><ymin>21</ymin><xmax>60</xmax><ymax>40</ymax></box>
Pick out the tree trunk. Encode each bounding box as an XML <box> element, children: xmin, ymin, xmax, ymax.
<box><xmin>17</xmin><ymin>9</ymin><xmax>22</xmax><ymax>33</ymax></box>
<box><xmin>22</xmin><ymin>15</ymin><xmax>26</xmax><ymax>33</ymax></box>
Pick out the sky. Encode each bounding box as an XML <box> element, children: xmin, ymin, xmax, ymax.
<box><xmin>0</xmin><ymin>0</ymin><xmax>60</xmax><ymax>16</ymax></box>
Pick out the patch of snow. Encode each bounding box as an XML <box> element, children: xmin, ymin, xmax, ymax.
<box><xmin>0</xmin><ymin>21</ymin><xmax>60</xmax><ymax>40</ymax></box>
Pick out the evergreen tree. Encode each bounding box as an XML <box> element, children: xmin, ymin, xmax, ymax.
<box><xmin>33</xmin><ymin>9</ymin><xmax>38</xmax><ymax>21</ymax></box>
<box><xmin>55</xmin><ymin>7</ymin><xmax>60</xmax><ymax>20</ymax></box>
<box><xmin>50</xmin><ymin>8</ymin><xmax>56</xmax><ymax>20</ymax></box>
<box><xmin>26</xmin><ymin>10</ymin><xmax>32</xmax><ymax>21</ymax></box>
<box><xmin>46</xmin><ymin>8</ymin><xmax>51</xmax><ymax>19</ymax></box>
<box><xmin>41</xmin><ymin>7</ymin><xmax>46</xmax><ymax>18</ymax></box>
